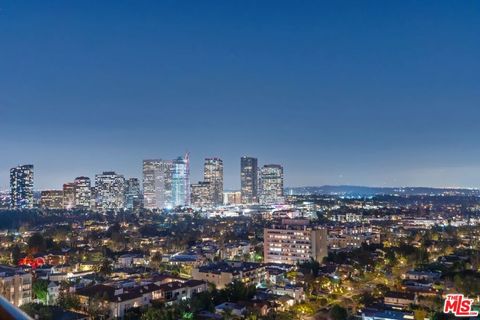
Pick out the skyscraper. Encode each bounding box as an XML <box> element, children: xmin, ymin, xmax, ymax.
<box><xmin>171</xmin><ymin>154</ymin><xmax>190</xmax><ymax>207</ymax></box>
<box><xmin>259</xmin><ymin>164</ymin><xmax>284</xmax><ymax>205</ymax></box>
<box><xmin>63</xmin><ymin>183</ymin><xmax>76</xmax><ymax>210</ymax></box>
<box><xmin>95</xmin><ymin>171</ymin><xmax>125</xmax><ymax>211</ymax></box>
<box><xmin>40</xmin><ymin>190</ymin><xmax>64</xmax><ymax>210</ymax></box>
<box><xmin>143</xmin><ymin>159</ymin><xmax>173</xmax><ymax>209</ymax></box>
<box><xmin>240</xmin><ymin>157</ymin><xmax>258</xmax><ymax>204</ymax></box>
<box><xmin>74</xmin><ymin>176</ymin><xmax>91</xmax><ymax>209</ymax></box>
<box><xmin>125</xmin><ymin>178</ymin><xmax>142</xmax><ymax>211</ymax></box>
<box><xmin>204</xmin><ymin>158</ymin><xmax>223</xmax><ymax>206</ymax></box>
<box><xmin>190</xmin><ymin>181</ymin><xmax>211</xmax><ymax>208</ymax></box>
<box><xmin>10</xmin><ymin>165</ymin><xmax>34</xmax><ymax>209</ymax></box>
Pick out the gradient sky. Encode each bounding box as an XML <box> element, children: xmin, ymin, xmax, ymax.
<box><xmin>1</xmin><ymin>1</ymin><xmax>479</xmax><ymax>190</ymax></box>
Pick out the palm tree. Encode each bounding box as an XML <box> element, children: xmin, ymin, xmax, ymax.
<box><xmin>97</xmin><ymin>258</ymin><xmax>113</xmax><ymax>277</ymax></box>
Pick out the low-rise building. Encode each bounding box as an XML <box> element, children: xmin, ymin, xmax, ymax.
<box><xmin>215</xmin><ymin>302</ymin><xmax>246</xmax><ymax>317</ymax></box>
<box><xmin>328</xmin><ymin>233</ymin><xmax>381</xmax><ymax>250</ymax></box>
<box><xmin>384</xmin><ymin>291</ymin><xmax>417</xmax><ymax>309</ymax></box>
<box><xmin>270</xmin><ymin>285</ymin><xmax>305</xmax><ymax>303</ymax></box>
<box><xmin>220</xmin><ymin>241</ymin><xmax>251</xmax><ymax>260</ymax></box>
<box><xmin>75</xmin><ymin>283</ymin><xmax>162</xmax><ymax>319</ymax></box>
<box><xmin>116</xmin><ymin>253</ymin><xmax>146</xmax><ymax>268</ymax></box>
<box><xmin>361</xmin><ymin>309</ymin><xmax>414</xmax><ymax>320</ymax></box>
<box><xmin>158</xmin><ymin>280</ymin><xmax>207</xmax><ymax>304</ymax></box>
<box><xmin>192</xmin><ymin>262</ymin><xmax>266</xmax><ymax>289</ymax></box>
<box><xmin>403</xmin><ymin>270</ymin><xmax>441</xmax><ymax>282</ymax></box>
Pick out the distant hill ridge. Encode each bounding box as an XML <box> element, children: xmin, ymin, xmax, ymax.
<box><xmin>285</xmin><ymin>185</ymin><xmax>480</xmax><ymax>196</ymax></box>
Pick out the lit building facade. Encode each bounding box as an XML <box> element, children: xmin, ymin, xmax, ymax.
<box><xmin>10</xmin><ymin>164</ymin><xmax>34</xmax><ymax>209</ymax></box>
<box><xmin>240</xmin><ymin>157</ymin><xmax>258</xmax><ymax>204</ymax></box>
<box><xmin>204</xmin><ymin>158</ymin><xmax>223</xmax><ymax>206</ymax></box>
<box><xmin>63</xmin><ymin>182</ymin><xmax>76</xmax><ymax>210</ymax></box>
<box><xmin>74</xmin><ymin>176</ymin><xmax>91</xmax><ymax>209</ymax></box>
<box><xmin>125</xmin><ymin>178</ymin><xmax>142</xmax><ymax>210</ymax></box>
<box><xmin>191</xmin><ymin>181</ymin><xmax>211</xmax><ymax>208</ymax></box>
<box><xmin>143</xmin><ymin>159</ymin><xmax>173</xmax><ymax>209</ymax></box>
<box><xmin>263</xmin><ymin>219</ymin><xmax>328</xmax><ymax>265</ymax></box>
<box><xmin>0</xmin><ymin>265</ymin><xmax>32</xmax><ymax>307</ymax></box>
<box><xmin>171</xmin><ymin>154</ymin><xmax>190</xmax><ymax>207</ymax></box>
<box><xmin>40</xmin><ymin>190</ymin><xmax>64</xmax><ymax>210</ymax></box>
<box><xmin>95</xmin><ymin>171</ymin><xmax>125</xmax><ymax>211</ymax></box>
<box><xmin>259</xmin><ymin>164</ymin><xmax>284</xmax><ymax>205</ymax></box>
<box><xmin>223</xmin><ymin>191</ymin><xmax>242</xmax><ymax>205</ymax></box>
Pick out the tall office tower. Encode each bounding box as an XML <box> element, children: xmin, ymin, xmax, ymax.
<box><xmin>240</xmin><ymin>156</ymin><xmax>258</xmax><ymax>204</ymax></box>
<box><xmin>95</xmin><ymin>171</ymin><xmax>125</xmax><ymax>211</ymax></box>
<box><xmin>259</xmin><ymin>164</ymin><xmax>284</xmax><ymax>205</ymax></box>
<box><xmin>125</xmin><ymin>178</ymin><xmax>142</xmax><ymax>210</ymax></box>
<box><xmin>263</xmin><ymin>219</ymin><xmax>328</xmax><ymax>265</ymax></box>
<box><xmin>204</xmin><ymin>158</ymin><xmax>224</xmax><ymax>206</ymax></box>
<box><xmin>62</xmin><ymin>183</ymin><xmax>76</xmax><ymax>210</ymax></box>
<box><xmin>191</xmin><ymin>181</ymin><xmax>211</xmax><ymax>208</ymax></box>
<box><xmin>171</xmin><ymin>154</ymin><xmax>190</xmax><ymax>207</ymax></box>
<box><xmin>143</xmin><ymin>159</ymin><xmax>173</xmax><ymax>209</ymax></box>
<box><xmin>40</xmin><ymin>190</ymin><xmax>64</xmax><ymax>209</ymax></box>
<box><xmin>10</xmin><ymin>165</ymin><xmax>34</xmax><ymax>209</ymax></box>
<box><xmin>74</xmin><ymin>176</ymin><xmax>91</xmax><ymax>209</ymax></box>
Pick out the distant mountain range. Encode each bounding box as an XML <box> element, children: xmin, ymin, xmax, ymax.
<box><xmin>285</xmin><ymin>185</ymin><xmax>480</xmax><ymax>196</ymax></box>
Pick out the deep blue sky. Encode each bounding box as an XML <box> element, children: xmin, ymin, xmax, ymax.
<box><xmin>1</xmin><ymin>1</ymin><xmax>479</xmax><ymax>190</ymax></box>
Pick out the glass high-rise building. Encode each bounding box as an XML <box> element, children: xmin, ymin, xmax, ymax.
<box><xmin>143</xmin><ymin>153</ymin><xmax>190</xmax><ymax>209</ymax></box>
<box><xmin>240</xmin><ymin>157</ymin><xmax>258</xmax><ymax>204</ymax></box>
<box><xmin>63</xmin><ymin>182</ymin><xmax>76</xmax><ymax>210</ymax></box>
<box><xmin>95</xmin><ymin>171</ymin><xmax>125</xmax><ymax>211</ymax></box>
<box><xmin>259</xmin><ymin>164</ymin><xmax>284</xmax><ymax>205</ymax></box>
<box><xmin>171</xmin><ymin>154</ymin><xmax>190</xmax><ymax>207</ymax></box>
<box><xmin>125</xmin><ymin>178</ymin><xmax>142</xmax><ymax>210</ymax></box>
<box><xmin>143</xmin><ymin>159</ymin><xmax>173</xmax><ymax>209</ymax></box>
<box><xmin>74</xmin><ymin>176</ymin><xmax>91</xmax><ymax>209</ymax></box>
<box><xmin>10</xmin><ymin>164</ymin><xmax>34</xmax><ymax>209</ymax></box>
<box><xmin>204</xmin><ymin>158</ymin><xmax>223</xmax><ymax>206</ymax></box>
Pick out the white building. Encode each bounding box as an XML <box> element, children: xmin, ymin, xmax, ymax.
<box><xmin>0</xmin><ymin>265</ymin><xmax>32</xmax><ymax>306</ymax></box>
<box><xmin>264</xmin><ymin>219</ymin><xmax>328</xmax><ymax>265</ymax></box>
<box><xmin>95</xmin><ymin>171</ymin><xmax>125</xmax><ymax>211</ymax></box>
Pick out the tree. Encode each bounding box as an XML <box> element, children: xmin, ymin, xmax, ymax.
<box><xmin>87</xmin><ymin>293</ymin><xmax>110</xmax><ymax>319</ymax></box>
<box><xmin>28</xmin><ymin>233</ymin><xmax>46</xmax><ymax>254</ymax></box>
<box><xmin>97</xmin><ymin>258</ymin><xmax>113</xmax><ymax>277</ymax></box>
<box><xmin>32</xmin><ymin>279</ymin><xmax>49</xmax><ymax>304</ymax></box>
<box><xmin>414</xmin><ymin>309</ymin><xmax>428</xmax><ymax>320</ymax></box>
<box><xmin>141</xmin><ymin>306</ymin><xmax>176</xmax><ymax>320</ymax></box>
<box><xmin>329</xmin><ymin>304</ymin><xmax>348</xmax><ymax>320</ymax></box>
<box><xmin>190</xmin><ymin>290</ymin><xmax>215</xmax><ymax>313</ymax></box>
<box><xmin>21</xmin><ymin>302</ymin><xmax>53</xmax><ymax>319</ymax></box>
<box><xmin>223</xmin><ymin>280</ymin><xmax>256</xmax><ymax>302</ymax></box>
<box><xmin>299</xmin><ymin>258</ymin><xmax>321</xmax><ymax>277</ymax></box>
<box><xmin>57</xmin><ymin>292</ymin><xmax>80</xmax><ymax>310</ymax></box>
<box><xmin>11</xmin><ymin>245</ymin><xmax>21</xmax><ymax>265</ymax></box>
<box><xmin>149</xmin><ymin>253</ymin><xmax>163</xmax><ymax>269</ymax></box>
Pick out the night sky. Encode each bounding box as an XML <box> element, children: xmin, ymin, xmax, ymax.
<box><xmin>1</xmin><ymin>1</ymin><xmax>479</xmax><ymax>190</ymax></box>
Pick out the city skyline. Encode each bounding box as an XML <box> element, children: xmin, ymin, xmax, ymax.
<box><xmin>5</xmin><ymin>156</ymin><xmax>480</xmax><ymax>191</ymax></box>
<box><xmin>1</xmin><ymin>1</ymin><xmax>480</xmax><ymax>189</ymax></box>
<box><xmin>0</xmin><ymin>2</ymin><xmax>479</xmax><ymax>318</ymax></box>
